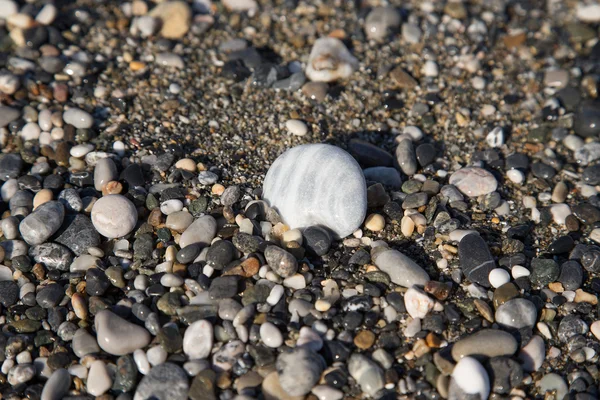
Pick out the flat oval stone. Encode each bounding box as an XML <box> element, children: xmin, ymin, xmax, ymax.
<box><xmin>179</xmin><ymin>215</ymin><xmax>217</xmax><ymax>248</ymax></box>
<box><xmin>19</xmin><ymin>201</ymin><xmax>64</xmax><ymax>245</ymax></box>
<box><xmin>373</xmin><ymin>249</ymin><xmax>429</xmax><ymax>288</ymax></box>
<box><xmin>449</xmin><ymin>167</ymin><xmax>498</xmax><ymax>197</ymax></box>
<box><xmin>458</xmin><ymin>233</ymin><xmax>495</xmax><ymax>287</ymax></box>
<box><xmin>93</xmin><ymin>158</ymin><xmax>118</xmax><ymax>191</ymax></box>
<box><xmin>91</xmin><ymin>195</ymin><xmax>138</xmax><ymax>238</ymax></box>
<box><xmin>94</xmin><ymin>310</ymin><xmax>151</xmax><ymax>355</ymax></box>
<box><xmin>451</xmin><ymin>329</ymin><xmax>518</xmax><ymax>361</ymax></box>
<box><xmin>263</xmin><ymin>144</ymin><xmax>367</xmax><ymax>239</ymax></box>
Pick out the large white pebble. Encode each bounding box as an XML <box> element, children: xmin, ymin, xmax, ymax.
<box><xmin>451</xmin><ymin>356</ymin><xmax>490</xmax><ymax>400</ymax></box>
<box><xmin>260</xmin><ymin>322</ymin><xmax>283</xmax><ymax>348</ymax></box>
<box><xmin>63</xmin><ymin>108</ymin><xmax>93</xmax><ymax>129</ymax></box>
<box><xmin>183</xmin><ymin>320</ymin><xmax>213</xmax><ymax>359</ymax></box>
<box><xmin>488</xmin><ymin>268</ymin><xmax>510</xmax><ymax>288</ymax></box>
<box><xmin>91</xmin><ymin>195</ymin><xmax>138</xmax><ymax>238</ymax></box>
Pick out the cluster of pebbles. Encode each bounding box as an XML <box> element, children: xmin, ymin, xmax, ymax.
<box><xmin>3</xmin><ymin>0</ymin><xmax>600</xmax><ymax>399</ymax></box>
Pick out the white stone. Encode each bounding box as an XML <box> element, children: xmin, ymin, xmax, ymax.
<box><xmin>91</xmin><ymin>195</ymin><xmax>138</xmax><ymax>238</ymax></box>
<box><xmin>183</xmin><ymin>320</ymin><xmax>213</xmax><ymax>359</ymax></box>
<box><xmin>63</xmin><ymin>108</ymin><xmax>93</xmax><ymax>129</ymax></box>
<box><xmin>285</xmin><ymin>119</ymin><xmax>308</xmax><ymax>136</ymax></box>
<box><xmin>36</xmin><ymin>3</ymin><xmax>57</xmax><ymax>24</ymax></box>
<box><xmin>449</xmin><ymin>167</ymin><xmax>498</xmax><ymax>197</ymax></box>
<box><xmin>374</xmin><ymin>249</ymin><xmax>429</xmax><ymax>288</ymax></box>
<box><xmin>134</xmin><ymin>349</ymin><xmax>151</xmax><ymax>375</ymax></box>
<box><xmin>591</xmin><ymin>321</ymin><xmax>600</xmax><ymax>341</ymax></box>
<box><xmin>263</xmin><ymin>144</ymin><xmax>367</xmax><ymax>239</ymax></box>
<box><xmin>86</xmin><ymin>360</ymin><xmax>111</xmax><ymax>396</ymax></box>
<box><xmin>94</xmin><ymin>310</ymin><xmax>151</xmax><ymax>355</ymax></box>
<box><xmin>260</xmin><ymin>322</ymin><xmax>283</xmax><ymax>348</ymax></box>
<box><xmin>519</xmin><ymin>335</ymin><xmax>545</xmax><ymax>372</ymax></box>
<box><xmin>179</xmin><ymin>215</ymin><xmax>218</xmax><ymax>248</ymax></box>
<box><xmin>451</xmin><ymin>357</ymin><xmax>490</xmax><ymax>400</ymax></box>
<box><xmin>507</xmin><ymin>169</ymin><xmax>524</xmax><ymax>184</ymax></box>
<box><xmin>0</xmin><ymin>0</ymin><xmax>18</xmax><ymax>19</ymax></box>
<box><xmin>422</xmin><ymin>61</ymin><xmax>439</xmax><ymax>77</ymax></box>
<box><xmin>486</xmin><ymin>127</ymin><xmax>504</xmax><ymax>148</ymax></box>
<box><xmin>146</xmin><ymin>346</ymin><xmax>167</xmax><ymax>366</ymax></box>
<box><xmin>20</xmin><ymin>122</ymin><xmax>40</xmax><ymax>141</ymax></box>
<box><xmin>404</xmin><ymin>287</ymin><xmax>434</xmax><ymax>319</ymax></box>
<box><xmin>549</xmin><ymin>203</ymin><xmax>571</xmax><ymax>225</ymax></box>
<box><xmin>41</xmin><ymin>368</ymin><xmax>71</xmax><ymax>400</ymax></box>
<box><xmin>488</xmin><ymin>268</ymin><xmax>510</xmax><ymax>288</ymax></box>
<box><xmin>296</xmin><ymin>326</ymin><xmax>323</xmax><ymax>351</ymax></box>
<box><xmin>577</xmin><ymin>4</ymin><xmax>600</xmax><ymax>22</ymax></box>
<box><xmin>305</xmin><ymin>38</ymin><xmax>358</xmax><ymax>82</ymax></box>
<box><xmin>94</xmin><ymin>158</ymin><xmax>118</xmax><ymax>191</ymax></box>
<box><xmin>266</xmin><ymin>284</ymin><xmax>284</xmax><ymax>306</ymax></box>
<box><xmin>511</xmin><ymin>265</ymin><xmax>530</xmax><ymax>279</ymax></box>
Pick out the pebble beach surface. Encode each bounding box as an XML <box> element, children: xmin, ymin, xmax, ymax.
<box><xmin>2</xmin><ymin>0</ymin><xmax>600</xmax><ymax>399</ymax></box>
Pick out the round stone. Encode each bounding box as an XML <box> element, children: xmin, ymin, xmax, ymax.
<box><xmin>495</xmin><ymin>298</ymin><xmax>537</xmax><ymax>330</ymax></box>
<box><xmin>262</xmin><ymin>144</ymin><xmax>367</xmax><ymax>239</ymax></box>
<box><xmin>91</xmin><ymin>195</ymin><xmax>138</xmax><ymax>238</ymax></box>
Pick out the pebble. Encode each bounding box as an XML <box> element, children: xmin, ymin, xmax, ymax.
<box><xmin>519</xmin><ymin>335</ymin><xmax>545</xmax><ymax>372</ymax></box>
<box><xmin>495</xmin><ymin>298</ymin><xmax>537</xmax><ymax>330</ymax></box>
<box><xmin>537</xmin><ymin>373</ymin><xmax>567</xmax><ymax>400</ymax></box>
<box><xmin>305</xmin><ymin>38</ymin><xmax>358</xmax><ymax>82</ymax></box>
<box><xmin>134</xmin><ymin>362</ymin><xmax>189</xmax><ymax>400</ymax></box>
<box><xmin>396</xmin><ymin>139</ymin><xmax>418</xmax><ymax>176</ymax></box>
<box><xmin>87</xmin><ymin>360</ymin><xmax>111</xmax><ymax>396</ymax></box>
<box><xmin>404</xmin><ymin>287</ymin><xmax>434</xmax><ymax>319</ymax></box>
<box><xmin>364</xmin><ymin>7</ymin><xmax>401</xmax><ymax>40</ymax></box>
<box><xmin>488</xmin><ymin>268</ymin><xmax>510</xmax><ymax>288</ymax></box>
<box><xmin>450</xmin><ymin>357</ymin><xmax>490</xmax><ymax>400</ymax></box>
<box><xmin>373</xmin><ymin>249</ymin><xmax>429</xmax><ymax>288</ymax></box>
<box><xmin>63</xmin><ymin>108</ymin><xmax>93</xmax><ymax>129</ymax></box>
<box><xmin>94</xmin><ymin>310</ymin><xmax>151</xmax><ymax>355</ymax></box>
<box><xmin>94</xmin><ymin>158</ymin><xmax>118</xmax><ymax>191</ymax></box>
<box><xmin>260</xmin><ymin>322</ymin><xmax>283</xmax><ymax>348</ymax></box>
<box><xmin>179</xmin><ymin>215</ymin><xmax>217</xmax><ymax>248</ymax></box>
<box><xmin>285</xmin><ymin>119</ymin><xmax>308</xmax><ymax>136</ymax></box>
<box><xmin>348</xmin><ymin>353</ymin><xmax>385</xmax><ymax>396</ymax></box>
<box><xmin>458</xmin><ymin>233</ymin><xmax>496</xmax><ymax>287</ymax></box>
<box><xmin>0</xmin><ymin>107</ymin><xmax>20</xmax><ymax>128</ymax></box>
<box><xmin>41</xmin><ymin>368</ymin><xmax>70</xmax><ymax>400</ymax></box>
<box><xmin>183</xmin><ymin>320</ymin><xmax>213</xmax><ymax>359</ymax></box>
<box><xmin>263</xmin><ymin>144</ymin><xmax>366</xmax><ymax>238</ymax></box>
<box><xmin>19</xmin><ymin>201</ymin><xmax>64</xmax><ymax>245</ymax></box>
<box><xmin>449</xmin><ymin>167</ymin><xmax>498</xmax><ymax>197</ymax></box>
<box><xmin>264</xmin><ymin>245</ymin><xmax>298</xmax><ymax>277</ymax></box>
<box><xmin>91</xmin><ymin>195</ymin><xmax>138</xmax><ymax>238</ymax></box>
<box><xmin>0</xmin><ymin>154</ymin><xmax>23</xmax><ymax>180</ymax></box>
<box><xmin>451</xmin><ymin>329</ymin><xmax>517</xmax><ymax>361</ymax></box>
<box><xmin>277</xmin><ymin>348</ymin><xmax>325</xmax><ymax>396</ymax></box>
<box><xmin>149</xmin><ymin>1</ymin><xmax>191</xmax><ymax>39</ymax></box>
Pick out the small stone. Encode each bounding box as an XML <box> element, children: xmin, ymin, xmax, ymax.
<box><xmin>149</xmin><ymin>1</ymin><xmax>191</xmax><ymax>39</ymax></box>
<box><xmin>95</xmin><ymin>310</ymin><xmax>151</xmax><ymax>355</ymax></box>
<box><xmin>449</xmin><ymin>167</ymin><xmax>498</xmax><ymax>197</ymax></box>
<box><xmin>364</xmin><ymin>6</ymin><xmax>401</xmax><ymax>40</ymax></box>
<box><xmin>63</xmin><ymin>108</ymin><xmax>93</xmax><ymax>129</ymax></box>
<box><xmin>495</xmin><ymin>298</ymin><xmax>537</xmax><ymax>330</ymax></box>
<box><xmin>134</xmin><ymin>363</ymin><xmax>189</xmax><ymax>400</ymax></box>
<box><xmin>260</xmin><ymin>322</ymin><xmax>283</xmax><ymax>348</ymax></box>
<box><xmin>183</xmin><ymin>319</ymin><xmax>213</xmax><ymax>360</ymax></box>
<box><xmin>305</xmin><ymin>38</ymin><xmax>358</xmax><ymax>82</ymax></box>
<box><xmin>94</xmin><ymin>158</ymin><xmax>118</xmax><ymax>191</ymax></box>
<box><xmin>41</xmin><ymin>369</ymin><xmax>71</xmax><ymax>400</ymax></box>
<box><xmin>0</xmin><ymin>154</ymin><xmax>23</xmax><ymax>180</ymax></box>
<box><xmin>373</xmin><ymin>249</ymin><xmax>429</xmax><ymax>288</ymax></box>
<box><xmin>451</xmin><ymin>329</ymin><xmax>517</xmax><ymax>361</ymax></box>
<box><xmin>396</xmin><ymin>139</ymin><xmax>418</xmax><ymax>176</ymax></box>
<box><xmin>19</xmin><ymin>201</ymin><xmax>64</xmax><ymax>245</ymax></box>
<box><xmin>0</xmin><ymin>107</ymin><xmax>20</xmax><ymax>128</ymax></box>
<box><xmin>179</xmin><ymin>215</ymin><xmax>217</xmax><ymax>248</ymax></box>
<box><xmin>0</xmin><ymin>281</ymin><xmax>19</xmax><ymax>307</ymax></box>
<box><xmin>404</xmin><ymin>287</ymin><xmax>434</xmax><ymax>319</ymax></box>
<box><xmin>519</xmin><ymin>335</ymin><xmax>546</xmax><ymax>372</ymax></box>
<box><xmin>364</xmin><ymin>213</ymin><xmax>385</xmax><ymax>231</ymax></box>
<box><xmin>458</xmin><ymin>233</ymin><xmax>496</xmax><ymax>287</ymax></box>
<box><xmin>87</xmin><ymin>360</ymin><xmax>111</xmax><ymax>396</ymax></box>
<box><xmin>450</xmin><ymin>357</ymin><xmax>490</xmax><ymax>400</ymax></box>
<box><xmin>348</xmin><ymin>353</ymin><xmax>385</xmax><ymax>396</ymax></box>
<box><xmin>285</xmin><ymin>119</ymin><xmax>308</xmax><ymax>136</ymax></box>
<box><xmin>265</xmin><ymin>245</ymin><xmax>298</xmax><ymax>277</ymax></box>
<box><xmin>29</xmin><ymin>243</ymin><xmax>73</xmax><ymax>271</ymax></box>
<box><xmin>303</xmin><ymin>226</ymin><xmax>332</xmax><ymax>256</ymax></box>
<box><xmin>91</xmin><ymin>195</ymin><xmax>138</xmax><ymax>238</ymax></box>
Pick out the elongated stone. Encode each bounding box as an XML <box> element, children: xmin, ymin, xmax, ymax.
<box><xmin>373</xmin><ymin>249</ymin><xmax>429</xmax><ymax>288</ymax></box>
<box><xmin>41</xmin><ymin>368</ymin><xmax>71</xmax><ymax>400</ymax></box>
<box><xmin>179</xmin><ymin>215</ymin><xmax>217</xmax><ymax>248</ymax></box>
<box><xmin>458</xmin><ymin>233</ymin><xmax>495</xmax><ymax>287</ymax></box>
<box><xmin>263</xmin><ymin>144</ymin><xmax>367</xmax><ymax>239</ymax></box>
<box><xmin>451</xmin><ymin>329</ymin><xmax>518</xmax><ymax>361</ymax></box>
<box><xmin>19</xmin><ymin>201</ymin><xmax>64</xmax><ymax>245</ymax></box>
<box><xmin>449</xmin><ymin>167</ymin><xmax>498</xmax><ymax>197</ymax></box>
<box><xmin>395</xmin><ymin>139</ymin><xmax>417</xmax><ymax>176</ymax></box>
<box><xmin>183</xmin><ymin>320</ymin><xmax>213</xmax><ymax>360</ymax></box>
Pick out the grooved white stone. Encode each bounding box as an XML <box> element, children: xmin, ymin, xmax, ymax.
<box><xmin>305</xmin><ymin>38</ymin><xmax>358</xmax><ymax>82</ymax></box>
<box><xmin>263</xmin><ymin>144</ymin><xmax>367</xmax><ymax>239</ymax></box>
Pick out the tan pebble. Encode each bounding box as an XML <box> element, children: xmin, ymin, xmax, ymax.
<box><xmin>574</xmin><ymin>289</ymin><xmax>598</xmax><ymax>305</ymax></box>
<box><xmin>282</xmin><ymin>229</ymin><xmax>303</xmax><ymax>247</ymax></box>
<box><xmin>212</xmin><ymin>184</ymin><xmax>225</xmax><ymax>195</ymax></box>
<box><xmin>71</xmin><ymin>293</ymin><xmax>87</xmax><ymax>320</ymax></box>
<box><xmin>365</xmin><ymin>265</ymin><xmax>378</xmax><ymax>273</ymax></box>
<box><xmin>364</xmin><ymin>213</ymin><xmax>385</xmax><ymax>231</ymax></box>
<box><xmin>102</xmin><ymin>181</ymin><xmax>123</xmax><ymax>195</ymax></box>
<box><xmin>131</xmin><ymin>0</ymin><xmax>148</xmax><ymax>15</ymax></box>
<box><xmin>197</xmin><ymin>162</ymin><xmax>207</xmax><ymax>171</ymax></box>
<box><xmin>473</xmin><ymin>299</ymin><xmax>494</xmax><ymax>322</ymax></box>
<box><xmin>271</xmin><ymin>223</ymin><xmax>289</xmax><ymax>240</ymax></box>
<box><xmin>129</xmin><ymin>61</ymin><xmax>146</xmax><ymax>71</ymax></box>
<box><xmin>591</xmin><ymin>321</ymin><xmax>600</xmax><ymax>341</ymax></box>
<box><xmin>175</xmin><ymin>158</ymin><xmax>196</xmax><ymax>172</ymax></box>
<box><xmin>401</xmin><ymin>216</ymin><xmax>415</xmax><ymax>237</ymax></box>
<box><xmin>548</xmin><ymin>282</ymin><xmax>564</xmax><ymax>293</ymax></box>
<box><xmin>413</xmin><ymin>339</ymin><xmax>430</xmax><ymax>358</ymax></box>
<box><xmin>33</xmin><ymin>189</ymin><xmax>53</xmax><ymax>209</ymax></box>
<box><xmin>165</xmin><ymin>245</ymin><xmax>178</xmax><ymax>262</ymax></box>
<box><xmin>354</xmin><ymin>330</ymin><xmax>375</xmax><ymax>350</ymax></box>
<box><xmin>235</xmin><ymin>214</ymin><xmax>246</xmax><ymax>226</ymax></box>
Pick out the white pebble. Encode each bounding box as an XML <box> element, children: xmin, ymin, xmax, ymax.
<box><xmin>451</xmin><ymin>357</ymin><xmax>490</xmax><ymax>399</ymax></box>
<box><xmin>404</xmin><ymin>287</ymin><xmax>434</xmax><ymax>319</ymax></box>
<box><xmin>266</xmin><ymin>285</ymin><xmax>284</xmax><ymax>306</ymax></box>
<box><xmin>507</xmin><ymin>169</ymin><xmax>524</xmax><ymax>184</ymax></box>
<box><xmin>285</xmin><ymin>119</ymin><xmax>308</xmax><ymax>136</ymax></box>
<box><xmin>422</xmin><ymin>60</ymin><xmax>439</xmax><ymax>77</ymax></box>
<box><xmin>70</xmin><ymin>144</ymin><xmax>94</xmax><ymax>158</ymax></box>
<box><xmin>20</xmin><ymin>122</ymin><xmax>40</xmax><ymax>141</ymax></box>
<box><xmin>63</xmin><ymin>108</ymin><xmax>93</xmax><ymax>129</ymax></box>
<box><xmin>133</xmin><ymin>349</ymin><xmax>151</xmax><ymax>375</ymax></box>
<box><xmin>488</xmin><ymin>268</ymin><xmax>510</xmax><ymax>288</ymax></box>
<box><xmin>146</xmin><ymin>346</ymin><xmax>168</xmax><ymax>366</ymax></box>
<box><xmin>511</xmin><ymin>265</ymin><xmax>530</xmax><ymax>279</ymax></box>
<box><xmin>160</xmin><ymin>273</ymin><xmax>183</xmax><ymax>287</ymax></box>
<box><xmin>486</xmin><ymin>127</ymin><xmax>504</xmax><ymax>148</ymax></box>
<box><xmin>160</xmin><ymin>199</ymin><xmax>183</xmax><ymax>215</ymax></box>
<box><xmin>260</xmin><ymin>322</ymin><xmax>283</xmax><ymax>348</ymax></box>
<box><xmin>35</xmin><ymin>3</ymin><xmax>57</xmax><ymax>24</ymax></box>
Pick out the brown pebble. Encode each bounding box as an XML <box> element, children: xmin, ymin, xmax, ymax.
<box><xmin>129</xmin><ymin>61</ymin><xmax>146</xmax><ymax>71</ymax></box>
<box><xmin>473</xmin><ymin>299</ymin><xmax>494</xmax><ymax>323</ymax></box>
<box><xmin>33</xmin><ymin>189</ymin><xmax>53</xmax><ymax>209</ymax></box>
<box><xmin>223</xmin><ymin>257</ymin><xmax>260</xmax><ymax>278</ymax></box>
<box><xmin>32</xmin><ymin>263</ymin><xmax>45</xmax><ymax>280</ymax></box>
<box><xmin>503</xmin><ymin>32</ymin><xmax>527</xmax><ymax>49</ymax></box>
<box><xmin>102</xmin><ymin>181</ymin><xmax>123</xmax><ymax>195</ymax></box>
<box><xmin>54</xmin><ymin>141</ymin><xmax>71</xmax><ymax>166</ymax></box>
<box><xmin>390</xmin><ymin>66</ymin><xmax>418</xmax><ymax>89</ymax></box>
<box><xmin>148</xmin><ymin>208</ymin><xmax>163</xmax><ymax>227</ymax></box>
<box><xmin>426</xmin><ymin>332</ymin><xmax>442</xmax><ymax>348</ymax></box>
<box><xmin>353</xmin><ymin>330</ymin><xmax>375</xmax><ymax>350</ymax></box>
<box><xmin>412</xmin><ymin>338</ymin><xmax>430</xmax><ymax>358</ymax></box>
<box><xmin>212</xmin><ymin>184</ymin><xmax>225</xmax><ymax>195</ymax></box>
<box><xmin>565</xmin><ymin>214</ymin><xmax>580</xmax><ymax>232</ymax></box>
<box><xmin>53</xmin><ymin>83</ymin><xmax>69</xmax><ymax>102</ymax></box>
<box><xmin>302</xmin><ymin>82</ymin><xmax>328</xmax><ymax>102</ymax></box>
<box><xmin>548</xmin><ymin>282</ymin><xmax>564</xmax><ymax>293</ymax></box>
<box><xmin>424</xmin><ymin>281</ymin><xmax>450</xmax><ymax>301</ymax></box>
